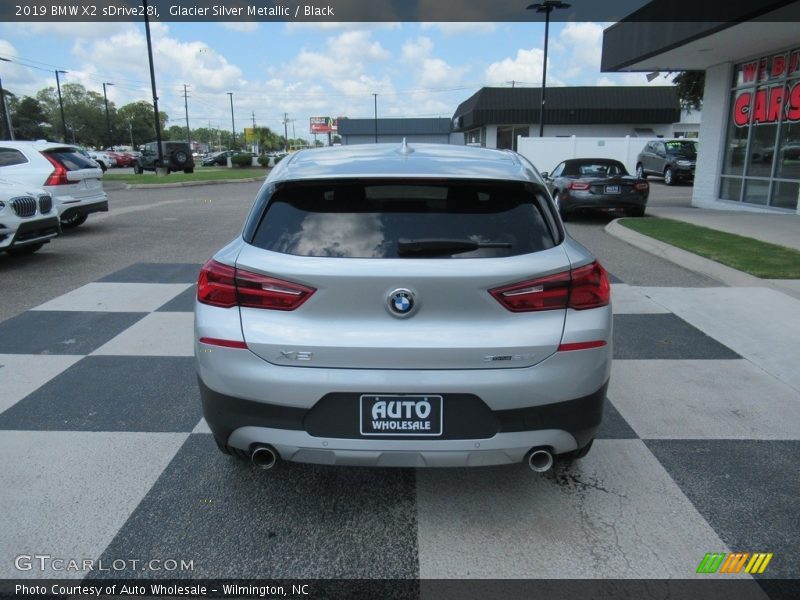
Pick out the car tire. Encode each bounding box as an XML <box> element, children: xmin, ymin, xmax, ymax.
<box><xmin>184</xmin><ymin>168</ymin><xmax>194</xmax><ymax>174</ymax></box>
<box><xmin>172</xmin><ymin>149</ymin><xmax>189</xmax><ymax>166</ymax></box>
<box><xmin>7</xmin><ymin>243</ymin><xmax>44</xmax><ymax>256</ymax></box>
<box><xmin>664</xmin><ymin>167</ymin><xmax>674</xmax><ymax>186</ymax></box>
<box><xmin>627</xmin><ymin>207</ymin><xmax>646</xmax><ymax>217</ymax></box>
<box><xmin>636</xmin><ymin>164</ymin><xmax>646</xmax><ymax>179</ymax></box>
<box><xmin>60</xmin><ymin>213</ymin><xmax>88</xmax><ymax>229</ymax></box>
<box><xmin>133</xmin><ymin>163</ymin><xmax>143</xmax><ymax>175</ymax></box>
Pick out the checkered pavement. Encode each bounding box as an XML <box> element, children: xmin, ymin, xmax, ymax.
<box><xmin>1</xmin><ymin>263</ymin><xmax>798</xmax><ymax>587</ymax></box>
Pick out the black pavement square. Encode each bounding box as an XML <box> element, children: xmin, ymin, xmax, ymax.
<box><xmin>155</xmin><ymin>286</ymin><xmax>196</xmax><ymax>312</ymax></box>
<box><xmin>99</xmin><ymin>263</ymin><xmax>201</xmax><ymax>284</ymax></box>
<box><xmin>0</xmin><ymin>356</ymin><xmax>201</xmax><ymax>432</ymax></box>
<box><xmin>0</xmin><ymin>311</ymin><xmax>145</xmax><ymax>355</ymax></box>
<box><xmin>595</xmin><ymin>398</ymin><xmax>638</xmax><ymax>439</ymax></box>
<box><xmin>646</xmin><ymin>440</ymin><xmax>800</xmax><ymax>579</ymax></box>
<box><xmin>613</xmin><ymin>314</ymin><xmax>741</xmax><ymax>360</ymax></box>
<box><xmin>93</xmin><ymin>434</ymin><xmax>419</xmax><ymax>579</ymax></box>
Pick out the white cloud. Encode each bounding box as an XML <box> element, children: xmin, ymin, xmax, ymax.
<box><xmin>284</xmin><ymin>30</ymin><xmax>390</xmax><ymax>80</ymax></box>
<box><xmin>221</xmin><ymin>22</ymin><xmax>259</xmax><ymax>33</ymax></box>
<box><xmin>597</xmin><ymin>72</ymin><xmax>676</xmax><ymax>86</ymax></box>
<box><xmin>558</xmin><ymin>22</ymin><xmax>604</xmax><ymax>75</ymax></box>
<box><xmin>401</xmin><ymin>37</ymin><xmax>434</xmax><ymax>63</ymax></box>
<box><xmin>401</xmin><ymin>36</ymin><xmax>469</xmax><ymax>88</ymax></box>
<box><xmin>485</xmin><ymin>48</ymin><xmax>562</xmax><ymax>86</ymax></box>
<box><xmin>420</xmin><ymin>22</ymin><xmax>498</xmax><ymax>36</ymax></box>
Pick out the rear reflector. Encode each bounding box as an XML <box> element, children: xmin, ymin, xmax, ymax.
<box><xmin>199</xmin><ymin>337</ymin><xmax>248</xmax><ymax>349</ymax></box>
<box><xmin>197</xmin><ymin>258</ymin><xmax>316</xmax><ymax>311</ymax></box>
<box><xmin>635</xmin><ymin>182</ymin><xmax>649</xmax><ymax>191</ymax></box>
<box><xmin>489</xmin><ymin>261</ymin><xmax>610</xmax><ymax>312</ymax></box>
<box><xmin>558</xmin><ymin>340</ymin><xmax>607</xmax><ymax>352</ymax></box>
<box><xmin>41</xmin><ymin>152</ymin><xmax>70</xmax><ymax>186</ymax></box>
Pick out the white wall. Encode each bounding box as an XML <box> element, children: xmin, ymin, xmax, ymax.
<box><xmin>692</xmin><ymin>62</ymin><xmax>732</xmax><ymax>208</ymax></box>
<box><xmin>483</xmin><ymin>123</ymin><xmax>673</xmax><ymax>149</ymax></box>
<box><xmin>517</xmin><ymin>135</ymin><xmax>662</xmax><ymax>175</ymax></box>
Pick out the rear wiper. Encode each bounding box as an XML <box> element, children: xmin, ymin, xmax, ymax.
<box><xmin>397</xmin><ymin>237</ymin><xmax>512</xmax><ymax>255</ymax></box>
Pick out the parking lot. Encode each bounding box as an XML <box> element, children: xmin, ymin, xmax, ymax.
<box><xmin>0</xmin><ymin>180</ymin><xmax>797</xmax><ymax>592</ymax></box>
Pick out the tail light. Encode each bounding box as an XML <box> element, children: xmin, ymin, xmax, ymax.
<box><xmin>197</xmin><ymin>259</ymin><xmax>315</xmax><ymax>311</ymax></box>
<box><xmin>490</xmin><ymin>261</ymin><xmax>610</xmax><ymax>312</ymax></box>
<box><xmin>568</xmin><ymin>180</ymin><xmax>591</xmax><ymax>191</ymax></box>
<box><xmin>41</xmin><ymin>152</ymin><xmax>70</xmax><ymax>186</ymax></box>
<box><xmin>635</xmin><ymin>182</ymin><xmax>649</xmax><ymax>191</ymax></box>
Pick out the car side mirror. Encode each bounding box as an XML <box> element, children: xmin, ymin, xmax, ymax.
<box><xmin>540</xmin><ymin>172</ymin><xmax>549</xmax><ymax>180</ymax></box>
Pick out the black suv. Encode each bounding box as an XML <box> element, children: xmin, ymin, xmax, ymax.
<box><xmin>635</xmin><ymin>139</ymin><xmax>697</xmax><ymax>185</ymax></box>
<box><xmin>134</xmin><ymin>142</ymin><xmax>194</xmax><ymax>174</ymax></box>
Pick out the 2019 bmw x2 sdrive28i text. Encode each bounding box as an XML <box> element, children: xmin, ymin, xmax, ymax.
<box><xmin>195</xmin><ymin>142</ymin><xmax>612</xmax><ymax>472</ymax></box>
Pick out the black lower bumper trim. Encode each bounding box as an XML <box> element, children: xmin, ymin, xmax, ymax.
<box><xmin>60</xmin><ymin>200</ymin><xmax>108</xmax><ymax>220</ymax></box>
<box><xmin>200</xmin><ymin>378</ymin><xmax>608</xmax><ymax>449</ymax></box>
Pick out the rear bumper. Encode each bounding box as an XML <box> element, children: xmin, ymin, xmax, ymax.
<box><xmin>561</xmin><ymin>193</ymin><xmax>648</xmax><ymax>213</ymax></box>
<box><xmin>200</xmin><ymin>376</ymin><xmax>607</xmax><ymax>467</ymax></box>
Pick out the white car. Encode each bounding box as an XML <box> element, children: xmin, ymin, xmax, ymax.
<box><xmin>0</xmin><ymin>178</ymin><xmax>60</xmax><ymax>255</ymax></box>
<box><xmin>0</xmin><ymin>141</ymin><xmax>107</xmax><ymax>228</ymax></box>
<box><xmin>87</xmin><ymin>151</ymin><xmax>117</xmax><ymax>171</ymax></box>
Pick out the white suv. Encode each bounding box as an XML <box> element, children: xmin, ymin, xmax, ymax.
<box><xmin>0</xmin><ymin>141</ymin><xmax>107</xmax><ymax>228</ymax></box>
<box><xmin>0</xmin><ymin>178</ymin><xmax>60</xmax><ymax>255</ymax></box>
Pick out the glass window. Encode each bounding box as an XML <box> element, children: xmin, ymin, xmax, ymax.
<box><xmin>772</xmin><ymin>181</ymin><xmax>799</xmax><ymax>209</ymax></box>
<box><xmin>745</xmin><ymin>122</ymin><xmax>778</xmax><ymax>178</ymax></box>
<box><xmin>776</xmin><ymin>120</ymin><xmax>800</xmax><ymax>181</ymax></box>
<box><xmin>0</xmin><ymin>147</ymin><xmax>28</xmax><ymax>166</ymax></box>
<box><xmin>42</xmin><ymin>148</ymin><xmax>97</xmax><ymax>171</ymax></box>
<box><xmin>743</xmin><ymin>179</ymin><xmax>770</xmax><ymax>205</ymax></box>
<box><xmin>252</xmin><ymin>181</ymin><xmax>556</xmax><ymax>259</ymax></box>
<box><xmin>723</xmin><ymin>91</ymin><xmax>751</xmax><ymax>175</ymax></box>
<box><xmin>496</xmin><ymin>127</ymin><xmax>513</xmax><ymax>150</ymax></box>
<box><xmin>720</xmin><ymin>177</ymin><xmax>742</xmax><ymax>201</ymax></box>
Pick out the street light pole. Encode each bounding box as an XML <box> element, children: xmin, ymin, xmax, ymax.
<box><xmin>55</xmin><ymin>70</ymin><xmax>68</xmax><ymax>142</ymax></box>
<box><xmin>142</xmin><ymin>0</ymin><xmax>164</xmax><ymax>170</ymax></box>
<box><xmin>227</xmin><ymin>92</ymin><xmax>235</xmax><ymax>149</ymax></box>
<box><xmin>526</xmin><ymin>1</ymin><xmax>570</xmax><ymax>138</ymax></box>
<box><xmin>102</xmin><ymin>82</ymin><xmax>114</xmax><ymax>148</ymax></box>
<box><xmin>372</xmin><ymin>93</ymin><xmax>378</xmax><ymax>143</ymax></box>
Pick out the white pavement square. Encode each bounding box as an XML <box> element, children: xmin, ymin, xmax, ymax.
<box><xmin>32</xmin><ymin>283</ymin><xmax>192</xmax><ymax>313</ymax></box>
<box><xmin>0</xmin><ymin>431</ymin><xmax>188</xmax><ymax>578</ymax></box>
<box><xmin>610</xmin><ymin>284</ymin><xmax>670</xmax><ymax>314</ymax></box>
<box><xmin>639</xmin><ymin>287</ymin><xmax>800</xmax><ymax>392</ymax></box>
<box><xmin>416</xmin><ymin>440</ymin><xmax>734</xmax><ymax>579</ymax></box>
<box><xmin>0</xmin><ymin>354</ymin><xmax>82</xmax><ymax>414</ymax></box>
<box><xmin>609</xmin><ymin>360</ymin><xmax>800</xmax><ymax>440</ymax></box>
<box><xmin>92</xmin><ymin>312</ymin><xmax>195</xmax><ymax>357</ymax></box>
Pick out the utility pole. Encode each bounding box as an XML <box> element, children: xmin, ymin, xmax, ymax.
<box><xmin>0</xmin><ymin>58</ymin><xmax>13</xmax><ymax>139</ymax></box>
<box><xmin>128</xmin><ymin>120</ymin><xmax>134</xmax><ymax>148</ymax></box>
<box><xmin>227</xmin><ymin>92</ymin><xmax>235</xmax><ymax>148</ymax></box>
<box><xmin>372</xmin><ymin>93</ymin><xmax>378</xmax><ymax>143</ymax></box>
<box><xmin>55</xmin><ymin>70</ymin><xmax>68</xmax><ymax>142</ymax></box>
<box><xmin>183</xmin><ymin>84</ymin><xmax>191</xmax><ymax>146</ymax></box>
<box><xmin>283</xmin><ymin>112</ymin><xmax>288</xmax><ymax>152</ymax></box>
<box><xmin>102</xmin><ymin>82</ymin><xmax>114</xmax><ymax>148</ymax></box>
<box><xmin>143</xmin><ymin>0</ymin><xmax>164</xmax><ymax>170</ymax></box>
<box><xmin>251</xmin><ymin>111</ymin><xmax>256</xmax><ymax>154</ymax></box>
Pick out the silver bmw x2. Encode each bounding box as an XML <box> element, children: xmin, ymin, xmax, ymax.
<box><xmin>195</xmin><ymin>142</ymin><xmax>612</xmax><ymax>471</ymax></box>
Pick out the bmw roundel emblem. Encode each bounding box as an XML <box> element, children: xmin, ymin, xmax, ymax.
<box><xmin>387</xmin><ymin>288</ymin><xmax>418</xmax><ymax>318</ymax></box>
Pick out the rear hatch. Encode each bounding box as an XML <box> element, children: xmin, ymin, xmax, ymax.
<box><xmin>41</xmin><ymin>147</ymin><xmax>104</xmax><ymax>199</ymax></box>
<box><xmin>236</xmin><ymin>179</ymin><xmax>570</xmax><ymax>370</ymax></box>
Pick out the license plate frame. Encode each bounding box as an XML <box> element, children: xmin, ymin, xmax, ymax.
<box><xmin>605</xmin><ymin>184</ymin><xmax>621</xmax><ymax>194</ymax></box>
<box><xmin>359</xmin><ymin>394</ymin><xmax>443</xmax><ymax>437</ymax></box>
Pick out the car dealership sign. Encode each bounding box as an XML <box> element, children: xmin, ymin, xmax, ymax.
<box><xmin>310</xmin><ymin>117</ymin><xmax>339</xmax><ymax>134</ymax></box>
<box><xmin>732</xmin><ymin>48</ymin><xmax>800</xmax><ymax>127</ymax></box>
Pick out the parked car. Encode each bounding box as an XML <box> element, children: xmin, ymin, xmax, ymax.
<box><xmin>195</xmin><ymin>143</ymin><xmax>612</xmax><ymax>471</ymax></box>
<box><xmin>106</xmin><ymin>151</ymin><xmax>135</xmax><ymax>167</ymax></box>
<box><xmin>542</xmin><ymin>158</ymin><xmax>649</xmax><ymax>220</ymax></box>
<box><xmin>0</xmin><ymin>178</ymin><xmax>60</xmax><ymax>255</ymax></box>
<box><xmin>0</xmin><ymin>141</ymin><xmax>107</xmax><ymax>228</ymax></box>
<box><xmin>635</xmin><ymin>139</ymin><xmax>697</xmax><ymax>185</ymax></box>
<box><xmin>134</xmin><ymin>141</ymin><xmax>195</xmax><ymax>174</ymax></box>
<box><xmin>201</xmin><ymin>150</ymin><xmax>234</xmax><ymax>167</ymax></box>
<box><xmin>87</xmin><ymin>151</ymin><xmax>117</xmax><ymax>172</ymax></box>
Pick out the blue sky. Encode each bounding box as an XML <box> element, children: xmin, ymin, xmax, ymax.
<box><xmin>0</xmin><ymin>21</ymin><xmax>670</xmax><ymax>140</ymax></box>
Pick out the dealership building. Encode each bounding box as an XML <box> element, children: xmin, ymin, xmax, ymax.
<box><xmin>602</xmin><ymin>0</ymin><xmax>800</xmax><ymax>212</ymax></box>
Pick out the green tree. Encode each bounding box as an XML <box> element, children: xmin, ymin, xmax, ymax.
<box><xmin>117</xmin><ymin>101</ymin><xmax>168</xmax><ymax>149</ymax></box>
<box><xmin>10</xmin><ymin>96</ymin><xmax>52</xmax><ymax>140</ymax></box>
<box><xmin>672</xmin><ymin>72</ymin><xmax>705</xmax><ymax>111</ymax></box>
<box><xmin>36</xmin><ymin>83</ymin><xmax>113</xmax><ymax>147</ymax></box>
<box><xmin>167</xmin><ymin>124</ymin><xmax>188</xmax><ymax>141</ymax></box>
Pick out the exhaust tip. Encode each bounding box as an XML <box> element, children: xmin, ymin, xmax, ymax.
<box><xmin>527</xmin><ymin>448</ymin><xmax>554</xmax><ymax>473</ymax></box>
<box><xmin>251</xmin><ymin>445</ymin><xmax>278</xmax><ymax>470</ymax></box>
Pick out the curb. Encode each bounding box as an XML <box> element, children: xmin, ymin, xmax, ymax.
<box><xmin>121</xmin><ymin>176</ymin><xmax>266</xmax><ymax>190</ymax></box>
<box><xmin>604</xmin><ymin>219</ymin><xmax>800</xmax><ymax>300</ymax></box>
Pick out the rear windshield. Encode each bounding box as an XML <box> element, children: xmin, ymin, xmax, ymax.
<box><xmin>44</xmin><ymin>148</ymin><xmax>97</xmax><ymax>171</ymax></box>
<box><xmin>250</xmin><ymin>181</ymin><xmax>556</xmax><ymax>258</ymax></box>
<box><xmin>665</xmin><ymin>141</ymin><xmax>697</xmax><ymax>157</ymax></box>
